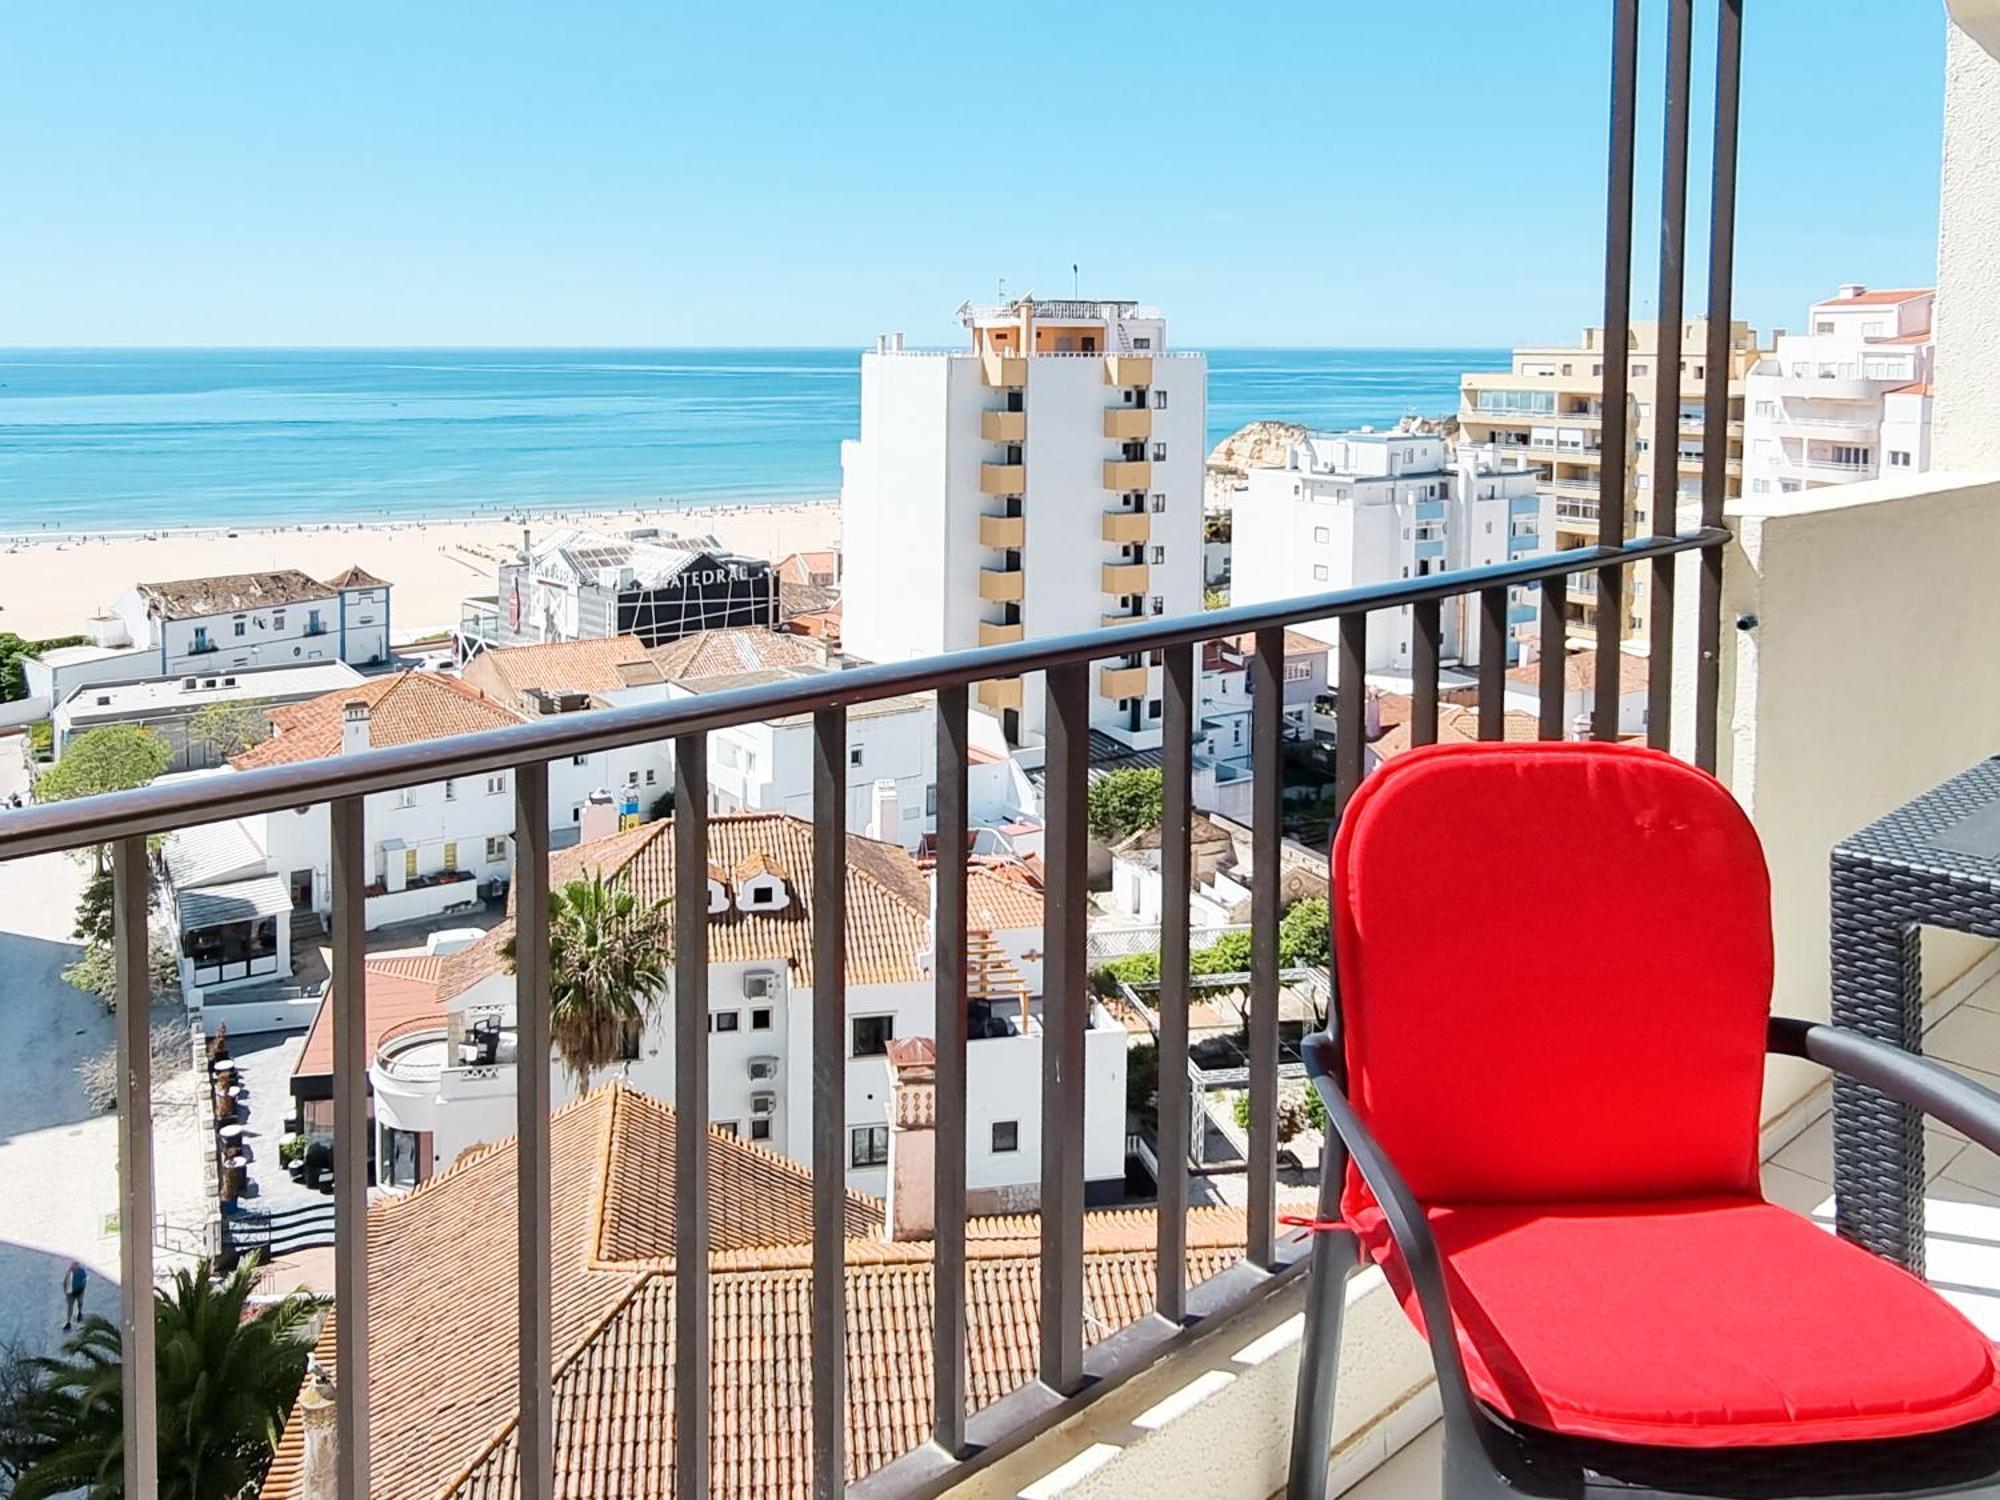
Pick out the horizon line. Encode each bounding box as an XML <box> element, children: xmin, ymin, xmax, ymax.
<box><xmin>0</xmin><ymin>341</ymin><xmax>1516</xmax><ymax>355</ymax></box>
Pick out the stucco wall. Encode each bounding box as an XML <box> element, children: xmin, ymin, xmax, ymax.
<box><xmin>1935</xmin><ymin>23</ymin><xmax>2000</xmax><ymax>469</ymax></box>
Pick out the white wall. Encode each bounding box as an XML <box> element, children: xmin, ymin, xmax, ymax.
<box><xmin>841</xmin><ymin>355</ymin><xmax>954</xmax><ymax>666</ymax></box>
<box><xmin>1935</xmin><ymin>23</ymin><xmax>2000</xmax><ymax>470</ymax></box>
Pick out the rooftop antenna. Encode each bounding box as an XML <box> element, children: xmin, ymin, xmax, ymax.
<box><xmin>1073</xmin><ymin>263</ymin><xmax>1079</xmax><ymax>298</ymax></box>
<box><xmin>997</xmin><ymin>276</ymin><xmax>1006</xmax><ymax>303</ymax></box>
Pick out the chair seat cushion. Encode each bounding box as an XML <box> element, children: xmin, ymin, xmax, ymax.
<box><xmin>1356</xmin><ymin>1195</ymin><xmax>2000</xmax><ymax>1448</ymax></box>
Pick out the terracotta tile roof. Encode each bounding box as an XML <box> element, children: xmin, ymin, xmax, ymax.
<box><xmin>458</xmin><ymin>635</ymin><xmax>660</xmax><ymax>712</ymax></box>
<box><xmin>1371</xmin><ymin>702</ymin><xmax>1542</xmax><ymax>759</ymax></box>
<box><xmin>136</xmin><ymin>569</ymin><xmax>339</xmax><ymax>619</ymax></box>
<box><xmin>441</xmin><ymin>815</ymin><xmax>934</xmax><ymax>1000</ymax></box>
<box><xmin>292</xmin><ymin>961</ymin><xmax>445</xmax><ymax>1094</ymax></box>
<box><xmin>1886</xmin><ymin>381</ymin><xmax>1934</xmax><ymax>397</ymax></box>
<box><xmin>775</xmin><ymin>550</ymin><xmax>839</xmax><ymax>585</ymax></box>
<box><xmin>1504</xmin><ymin>649</ymin><xmax>1649</xmax><ymax>696</ymax></box>
<box><xmin>261</xmin><ymin>1081</ymin><xmax>1245</xmax><ymax>1500</ymax></box>
<box><xmin>323</xmin><ymin>565</ymin><xmax>389</xmax><ymax>590</ymax></box>
<box><xmin>648</xmin><ymin>628</ymin><xmax>824</xmax><ymax>681</ymax></box>
<box><xmin>1821</xmin><ymin>286</ymin><xmax>1931</xmax><ymax>307</ymax></box>
<box><xmin>1223</xmin><ymin>629</ymin><xmax>1331</xmax><ymax>659</ymax></box>
<box><xmin>230</xmin><ymin>670</ymin><xmax>523</xmax><ymax>769</ymax></box>
<box><xmin>963</xmin><ymin>858</ymin><xmax>1044</xmax><ymax>932</ymax></box>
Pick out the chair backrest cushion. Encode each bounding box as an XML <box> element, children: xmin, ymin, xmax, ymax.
<box><xmin>1333</xmin><ymin>742</ymin><xmax>1772</xmax><ymax>1209</ymax></box>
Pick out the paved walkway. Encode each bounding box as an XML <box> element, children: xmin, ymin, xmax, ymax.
<box><xmin>0</xmin><ymin>748</ymin><xmax>210</xmax><ymax>1355</ymax></box>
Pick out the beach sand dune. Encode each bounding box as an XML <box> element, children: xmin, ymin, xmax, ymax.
<box><xmin>0</xmin><ymin>501</ymin><xmax>840</xmax><ymax>642</ymax></box>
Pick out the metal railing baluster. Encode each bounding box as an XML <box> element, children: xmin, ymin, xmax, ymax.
<box><xmin>512</xmin><ymin>763</ymin><xmax>553</xmax><ymax>1500</ymax></box>
<box><xmin>812</xmin><ymin>708</ymin><xmax>847</xmax><ymax>1499</ymax></box>
<box><xmin>329</xmin><ymin>795</ymin><xmax>370</xmax><ymax>1499</ymax></box>
<box><xmin>1648</xmin><ymin>0</ymin><xmax>1694</xmax><ymax>750</ymax></box>
<box><xmin>932</xmin><ymin>685</ymin><xmax>970</xmax><ymax>1450</ymax></box>
<box><xmin>1411</xmin><ymin>599</ymin><xmax>1441</xmax><ymax>748</ymax></box>
<box><xmin>1334</xmin><ymin>616</ymin><xmax>1365</xmax><ymax>811</ymax></box>
<box><xmin>1538</xmin><ymin>577</ymin><xmax>1569</xmax><ymax>739</ymax></box>
<box><xmin>673</xmin><ymin>734</ymin><xmax>711</xmax><ymax>1500</ymax></box>
<box><xmin>1156</xmin><ymin>645</ymin><xmax>1194</xmax><ymax>1324</ymax></box>
<box><xmin>1040</xmin><ymin>663</ymin><xmax>1089</xmax><ymax>1392</ymax></box>
<box><xmin>112</xmin><ymin>834</ymin><xmax>158</xmax><ymax>1500</ymax></box>
<box><xmin>1248</xmin><ymin>627</ymin><xmax>1282</xmax><ymax>1269</ymax></box>
<box><xmin>1477</xmin><ymin>587</ymin><xmax>1507</xmax><ymax>741</ymax></box>
<box><xmin>1596</xmin><ymin>0</ymin><xmax>1640</xmax><ymax>741</ymax></box>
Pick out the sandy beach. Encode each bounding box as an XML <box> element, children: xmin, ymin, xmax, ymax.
<box><xmin>0</xmin><ymin>499</ymin><xmax>841</xmax><ymax>642</ymax></box>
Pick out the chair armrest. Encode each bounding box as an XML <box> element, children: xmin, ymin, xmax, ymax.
<box><xmin>1302</xmin><ymin>1033</ymin><xmax>1486</xmax><ymax>1434</ymax></box>
<box><xmin>1768</xmin><ymin>1016</ymin><xmax>2000</xmax><ymax>1158</ymax></box>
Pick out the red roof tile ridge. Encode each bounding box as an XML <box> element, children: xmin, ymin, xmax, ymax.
<box><xmin>377</xmin><ymin>1084</ymin><xmax>618</xmax><ymax>1221</ymax></box>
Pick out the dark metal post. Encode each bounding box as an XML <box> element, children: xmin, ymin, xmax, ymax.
<box><xmin>512</xmin><ymin>763</ymin><xmax>553</xmax><ymax>1500</ymax></box>
<box><xmin>1411</xmin><ymin>600</ymin><xmax>1441</xmax><ymax>748</ymax></box>
<box><xmin>673</xmin><ymin>734</ymin><xmax>711</xmax><ymax>1500</ymax></box>
<box><xmin>112</xmin><ymin>835</ymin><xmax>158</xmax><ymax>1500</ymax></box>
<box><xmin>1334</xmin><ymin>616</ymin><xmax>1365</xmax><ymax>811</ymax></box>
<box><xmin>1476</xmin><ymin>587</ymin><xmax>1506</xmax><ymax>741</ymax></box>
<box><xmin>1248</xmin><ymin>628</ymin><xmax>1283</xmax><ymax>1268</ymax></box>
<box><xmin>1538</xmin><ymin>578</ymin><xmax>1569</xmax><ymax>739</ymax></box>
<box><xmin>1697</xmin><ymin>0</ymin><xmax>1745</xmax><ymax>774</ymax></box>
<box><xmin>1156</xmin><ymin>645</ymin><xmax>1194</xmax><ymax>1323</ymax></box>
<box><xmin>932</xmin><ymin>685</ymin><xmax>970</xmax><ymax>1449</ymax></box>
<box><xmin>1039</xmin><ymin>664</ymin><xmax>1090</xmax><ymax>1391</ymax></box>
<box><xmin>329</xmin><ymin>795</ymin><xmax>370</xmax><ymax>1499</ymax></box>
<box><xmin>811</xmin><ymin>708</ymin><xmax>847</xmax><ymax>1498</ymax></box>
<box><xmin>1647</xmin><ymin>0</ymin><xmax>1694</xmax><ymax>750</ymax></box>
<box><xmin>1595</xmin><ymin>0</ymin><xmax>1640</xmax><ymax>741</ymax></box>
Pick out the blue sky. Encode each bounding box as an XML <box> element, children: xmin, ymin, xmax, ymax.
<box><xmin>0</xmin><ymin>2</ymin><xmax>1946</xmax><ymax>349</ymax></box>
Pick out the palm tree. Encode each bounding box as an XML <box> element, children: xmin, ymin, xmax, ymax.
<box><xmin>10</xmin><ymin>1257</ymin><xmax>315</xmax><ymax>1500</ymax></box>
<box><xmin>506</xmin><ymin>870</ymin><xmax>673</xmax><ymax>1087</ymax></box>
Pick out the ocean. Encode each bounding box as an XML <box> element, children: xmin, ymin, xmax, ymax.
<box><xmin>0</xmin><ymin>347</ymin><xmax>1503</xmax><ymax>534</ymax></box>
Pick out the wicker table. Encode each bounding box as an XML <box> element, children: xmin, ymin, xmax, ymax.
<box><xmin>1831</xmin><ymin>756</ymin><xmax>2000</xmax><ymax>1276</ymax></box>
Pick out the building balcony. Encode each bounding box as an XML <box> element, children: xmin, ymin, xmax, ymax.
<box><xmin>979</xmin><ymin>513</ymin><xmax>1025</xmax><ymax>549</ymax></box>
<box><xmin>1101</xmin><ymin>509</ymin><xmax>1151</xmax><ymax>544</ymax></box>
<box><xmin>1104</xmin><ymin>354</ymin><xmax>1153</xmax><ymax>386</ymax></box>
<box><xmin>981</xmin><ymin>408</ymin><xmax>1027</xmax><ymax>443</ymax></box>
<box><xmin>1098</xmin><ymin>662</ymin><xmax>1150</xmax><ymax>699</ymax></box>
<box><xmin>1414</xmin><ymin>498</ymin><xmax>1447</xmax><ymax>523</ymax></box>
<box><xmin>1101</xmin><ymin>609</ymin><xmax>1148</xmax><ymax>627</ymax></box>
<box><xmin>1102</xmin><ymin>561</ymin><xmax>1150</xmax><ymax>594</ymax></box>
<box><xmin>975</xmin><ymin>676</ymin><xmax>1022</xmax><ymax>712</ymax></box>
<box><xmin>978</xmin><ymin>567</ymin><xmax>1025</xmax><ymax>602</ymax></box>
<box><xmin>1103</xmin><ymin>407</ymin><xmax>1152</xmax><ymax>440</ymax></box>
<box><xmin>981</xmin><ymin>351</ymin><xmax>1026</xmax><ymax>388</ymax></box>
<box><xmin>1104</xmin><ymin>459</ymin><xmax>1152</xmax><ymax>490</ymax></box>
<box><xmin>980</xmin><ymin>462</ymin><xmax>1026</xmax><ymax>495</ymax></box>
<box><xmin>977</xmin><ymin>620</ymin><xmax>1023</xmax><ymax>647</ymax></box>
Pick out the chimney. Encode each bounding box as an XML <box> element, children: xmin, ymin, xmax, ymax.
<box><xmin>883</xmin><ymin>1037</ymin><xmax>938</xmax><ymax>1242</ymax></box>
<box><xmin>1570</xmin><ymin>712</ymin><xmax>1593</xmax><ymax>743</ymax></box>
<box><xmin>869</xmin><ymin>778</ymin><xmax>900</xmax><ymax>843</ymax></box>
<box><xmin>298</xmin><ymin>1371</ymin><xmax>338</xmax><ymax>1500</ymax></box>
<box><xmin>579</xmin><ymin>788</ymin><xmax>619</xmax><ymax>845</ymax></box>
<box><xmin>340</xmin><ymin>700</ymin><xmax>370</xmax><ymax>755</ymax></box>
<box><xmin>1838</xmin><ymin>282</ymin><xmax>1867</xmax><ymax>301</ymax></box>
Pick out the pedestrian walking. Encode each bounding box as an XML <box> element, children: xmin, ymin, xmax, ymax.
<box><xmin>61</xmin><ymin>1260</ymin><xmax>86</xmax><ymax>1329</ymax></box>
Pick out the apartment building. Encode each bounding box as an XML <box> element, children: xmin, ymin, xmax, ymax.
<box><xmin>1231</xmin><ymin>429</ymin><xmax>1546</xmax><ymax>670</ymax></box>
<box><xmin>1742</xmin><ymin>285</ymin><xmax>1935</xmax><ymax>497</ymax></box>
<box><xmin>840</xmin><ymin>298</ymin><xmax>1206</xmax><ymax>748</ymax></box>
<box><xmin>366</xmin><ymin>814</ymin><xmax>1128</xmax><ymax>1205</ymax></box>
<box><xmin>1459</xmin><ymin>319</ymin><xmax>1761</xmax><ymax>649</ymax></box>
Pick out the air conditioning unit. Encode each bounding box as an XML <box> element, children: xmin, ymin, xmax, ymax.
<box><xmin>741</xmin><ymin>970</ymin><xmax>778</xmax><ymax>1000</ymax></box>
<box><xmin>749</xmin><ymin>1091</ymin><xmax>777</xmax><ymax>1119</ymax></box>
<box><xmin>746</xmin><ymin>1055</ymin><xmax>779</xmax><ymax>1082</ymax></box>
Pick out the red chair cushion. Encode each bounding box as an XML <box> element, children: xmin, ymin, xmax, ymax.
<box><xmin>1333</xmin><ymin>743</ymin><xmax>1774</xmax><ymax>1212</ymax></box>
<box><xmin>1357</xmin><ymin>1196</ymin><xmax>2000</xmax><ymax>1447</ymax></box>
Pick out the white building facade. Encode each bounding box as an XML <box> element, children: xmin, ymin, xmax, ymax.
<box><xmin>840</xmin><ymin>298</ymin><xmax>1205</xmax><ymax>748</ymax></box>
<box><xmin>1230</xmin><ymin>430</ymin><xmax>1546</xmax><ymax>670</ymax></box>
<box><xmin>1743</xmin><ymin>285</ymin><xmax>1935</xmax><ymax>497</ymax></box>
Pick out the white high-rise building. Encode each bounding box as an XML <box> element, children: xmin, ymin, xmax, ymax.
<box><xmin>1230</xmin><ymin>429</ymin><xmax>1546</xmax><ymax>672</ymax></box>
<box><xmin>840</xmin><ymin>298</ymin><xmax>1206</xmax><ymax>748</ymax></box>
<box><xmin>1743</xmin><ymin>285</ymin><xmax>1935</xmax><ymax>497</ymax></box>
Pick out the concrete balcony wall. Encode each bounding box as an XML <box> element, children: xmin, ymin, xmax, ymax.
<box><xmin>982</xmin><ymin>409</ymin><xmax>1027</xmax><ymax>443</ymax></box>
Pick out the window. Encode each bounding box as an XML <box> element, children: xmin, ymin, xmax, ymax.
<box><xmin>1150</xmin><ymin>545</ymin><xmax>1164</xmax><ymax>565</ymax></box>
<box><xmin>850</xmin><ymin>1125</ymin><xmax>889</xmax><ymax>1169</ymax></box>
<box><xmin>626</xmin><ymin>770</ymin><xmax>639</xmax><ymax>786</ymax></box>
<box><xmin>1816</xmin><ymin>321</ymin><xmax>1835</xmax><ymax>335</ymax></box>
<box><xmin>848</xmin><ymin>745</ymin><xmax>864</xmax><ymax>769</ymax></box>
<box><xmin>644</xmin><ymin>768</ymin><xmax>657</xmax><ymax>785</ymax></box>
<box><xmin>442</xmin><ymin>841</ymin><xmax>458</xmax><ymax>872</ymax></box>
<box><xmin>925</xmin><ymin>784</ymin><xmax>937</xmax><ymax>817</ymax></box>
<box><xmin>851</xmin><ymin>1015</ymin><xmax>894</xmax><ymax>1057</ymax></box>
<box><xmin>487</xmin><ymin>774</ymin><xmax>507</xmax><ymax>795</ymax></box>
<box><xmin>404</xmin><ymin>848</ymin><xmax>418</xmax><ymax>880</ymax></box>
<box><xmin>1631</xmin><ymin>364</ymin><xmax>1649</xmax><ymax>377</ymax></box>
<box><xmin>192</xmin><ymin>626</ymin><xmax>211</xmax><ymax>652</ymax></box>
<box><xmin>383</xmin><ymin>1127</ymin><xmax>422</xmax><ymax>1187</ymax></box>
<box><xmin>1751</xmin><ymin>479</ymin><xmax>1772</xmax><ymax>494</ymax></box>
<box><xmin>750</xmin><ymin>1118</ymin><xmax>772</xmax><ymax>1142</ymax></box>
<box><xmin>1152</xmin><ymin>389</ymin><xmax>1167</xmax><ymax>409</ymax></box>
<box><xmin>572</xmin><ymin>754</ymin><xmax>589</xmax><ymax>767</ymax></box>
<box><xmin>1312</xmin><ymin>526</ymin><xmax>1329</xmax><ymax>544</ymax></box>
<box><xmin>991</xmin><ymin>1120</ymin><xmax>1020</xmax><ymax>1154</ymax></box>
<box><xmin>1831</xmin><ymin>445</ymin><xmax>1873</xmax><ymax>468</ymax></box>
<box><xmin>1150</xmin><ymin>596</ymin><xmax>1165</xmax><ymax>616</ymax></box>
<box><xmin>233</xmin><ymin>620</ymin><xmax>246</xmax><ymax>638</ymax></box>
<box><xmin>751</xmin><ymin>1006</ymin><xmax>773</xmax><ymax>1031</ymax></box>
<box><xmin>1754</xmin><ymin>400</ymin><xmax>1776</xmax><ymax>419</ymax></box>
<box><xmin>1150</xmin><ymin>493</ymin><xmax>1166</xmax><ymax>513</ymax></box>
<box><xmin>396</xmin><ymin>787</ymin><xmax>416</xmax><ymax>809</ymax></box>
<box><xmin>485</xmin><ymin>835</ymin><xmax>509</xmax><ymax>864</ymax></box>
<box><xmin>443</xmin><ymin>779</ymin><xmax>457</xmax><ymax>801</ymax></box>
<box><xmin>1889</xmin><ymin>450</ymin><xmax>1913</xmax><ymax>468</ymax></box>
<box><xmin>711</xmin><ymin>1011</ymin><xmax>742</xmax><ymax>1034</ymax></box>
<box><xmin>1148</xmin><ymin>698</ymin><xmax>1162</xmax><ymax>720</ymax></box>
<box><xmin>714</xmin><ymin>1121</ymin><xmax>739</xmax><ymax>1139</ymax></box>
<box><xmin>1312</xmin><ymin>564</ymin><xmax>1329</xmax><ymax>581</ymax></box>
<box><xmin>272</xmin><ymin>611</ymin><xmax>286</xmax><ymax>630</ymax></box>
<box><xmin>1151</xmin><ymin>442</ymin><xmax>1166</xmax><ymax>462</ymax></box>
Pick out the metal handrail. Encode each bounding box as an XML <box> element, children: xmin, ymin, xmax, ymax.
<box><xmin>0</xmin><ymin>529</ymin><xmax>1723</xmax><ymax>863</ymax></box>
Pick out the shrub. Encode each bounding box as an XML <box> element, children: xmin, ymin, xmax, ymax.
<box><xmin>1087</xmin><ymin>768</ymin><xmax>1163</xmax><ymax>844</ymax></box>
<box><xmin>63</xmin><ymin>934</ymin><xmax>179</xmax><ymax>1008</ymax></box>
<box><xmin>1279</xmin><ymin>896</ymin><xmax>1330</xmax><ymax>967</ymax></box>
<box><xmin>76</xmin><ymin>1023</ymin><xmax>189</xmax><ymax>1112</ymax></box>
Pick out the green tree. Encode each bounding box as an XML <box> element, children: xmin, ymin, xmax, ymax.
<box><xmin>506</xmin><ymin>871</ymin><xmax>673</xmax><ymax>1086</ymax></box>
<box><xmin>62</xmin><ymin>934</ymin><xmax>178</xmax><ymax>1010</ymax></box>
<box><xmin>1278</xmin><ymin>896</ymin><xmax>1331</xmax><ymax>968</ymax></box>
<box><xmin>0</xmin><ymin>634</ymin><xmax>87</xmax><ymax>703</ymax></box>
<box><xmin>73</xmin><ymin>870</ymin><xmax>118</xmax><ymax>946</ymax></box>
<box><xmin>35</xmin><ymin>725</ymin><xmax>172</xmax><ymax>806</ymax></box>
<box><xmin>187</xmin><ymin>702</ymin><xmax>266</xmax><ymax>763</ymax></box>
<box><xmin>9</xmin><ymin>1259</ymin><xmax>314</xmax><ymax>1500</ymax></box>
<box><xmin>1086</xmin><ymin>768</ymin><xmax>1164</xmax><ymax>844</ymax></box>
